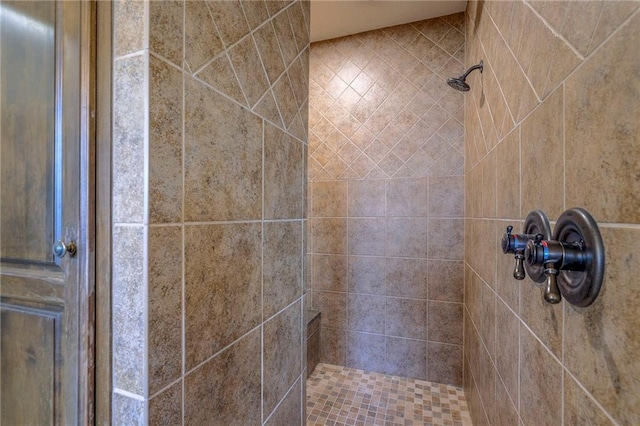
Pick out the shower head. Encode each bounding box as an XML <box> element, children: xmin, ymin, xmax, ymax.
<box><xmin>446</xmin><ymin>77</ymin><xmax>471</xmax><ymax>92</ymax></box>
<box><xmin>447</xmin><ymin>60</ymin><xmax>484</xmax><ymax>92</ymax></box>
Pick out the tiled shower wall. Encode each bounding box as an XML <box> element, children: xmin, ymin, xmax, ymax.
<box><xmin>463</xmin><ymin>1</ymin><xmax>640</xmax><ymax>425</ymax></box>
<box><xmin>308</xmin><ymin>14</ymin><xmax>466</xmax><ymax>386</ymax></box>
<box><xmin>112</xmin><ymin>1</ymin><xmax>309</xmax><ymax>424</ymax></box>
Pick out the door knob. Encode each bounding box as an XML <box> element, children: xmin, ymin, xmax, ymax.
<box><xmin>53</xmin><ymin>240</ymin><xmax>77</xmax><ymax>258</ymax></box>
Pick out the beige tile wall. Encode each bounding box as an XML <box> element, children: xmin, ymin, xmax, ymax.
<box><xmin>112</xmin><ymin>1</ymin><xmax>309</xmax><ymax>424</ymax></box>
<box><xmin>308</xmin><ymin>14</ymin><xmax>466</xmax><ymax>386</ymax></box>
<box><xmin>464</xmin><ymin>1</ymin><xmax>640</xmax><ymax>424</ymax></box>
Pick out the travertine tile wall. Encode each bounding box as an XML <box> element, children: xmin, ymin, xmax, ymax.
<box><xmin>308</xmin><ymin>14</ymin><xmax>466</xmax><ymax>386</ymax></box>
<box><xmin>463</xmin><ymin>1</ymin><xmax>640</xmax><ymax>424</ymax></box>
<box><xmin>112</xmin><ymin>1</ymin><xmax>309</xmax><ymax>424</ymax></box>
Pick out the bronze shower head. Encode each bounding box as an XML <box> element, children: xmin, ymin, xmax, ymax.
<box><xmin>447</xmin><ymin>60</ymin><xmax>484</xmax><ymax>92</ymax></box>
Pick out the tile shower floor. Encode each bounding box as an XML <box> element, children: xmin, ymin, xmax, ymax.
<box><xmin>306</xmin><ymin>363</ymin><xmax>472</xmax><ymax>426</ymax></box>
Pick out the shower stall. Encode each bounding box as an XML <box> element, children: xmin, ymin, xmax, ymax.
<box><xmin>307</xmin><ymin>1</ymin><xmax>640</xmax><ymax>425</ymax></box>
<box><xmin>106</xmin><ymin>0</ymin><xmax>640</xmax><ymax>424</ymax></box>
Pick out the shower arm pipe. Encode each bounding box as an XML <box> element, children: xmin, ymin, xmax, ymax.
<box><xmin>460</xmin><ymin>60</ymin><xmax>483</xmax><ymax>79</ymax></box>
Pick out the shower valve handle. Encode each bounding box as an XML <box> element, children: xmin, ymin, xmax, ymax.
<box><xmin>501</xmin><ymin>226</ymin><xmax>536</xmax><ymax>280</ymax></box>
<box><xmin>525</xmin><ymin>235</ymin><xmax>586</xmax><ymax>305</ymax></box>
<box><xmin>513</xmin><ymin>253</ymin><xmax>525</xmax><ymax>280</ymax></box>
<box><xmin>543</xmin><ymin>264</ymin><xmax>561</xmax><ymax>304</ymax></box>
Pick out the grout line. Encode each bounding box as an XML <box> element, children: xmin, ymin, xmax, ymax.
<box><xmin>522</xmin><ymin>1</ymin><xmax>585</xmax><ymax>61</ymax></box>
<box><xmin>181</xmin><ymin>4</ymin><xmax>186</xmax><ymax>424</ymax></box>
<box><xmin>113</xmin><ymin>388</ymin><xmax>146</xmax><ymax>401</ymax></box>
<box><xmin>585</xmin><ymin>4</ymin><xmax>606</xmax><ymax>55</ymax></box>
<box><xmin>114</xmin><ymin>50</ymin><xmax>146</xmax><ymax>62</ymax></box>
<box><xmin>224</xmin><ymin>50</ymin><xmax>252</xmax><ymax>108</ymax></box>
<box><xmin>563</xmin><ymin>367</ymin><xmax>622</xmax><ymax>426</ymax></box>
<box><xmin>517</xmin><ymin>283</ymin><xmax>521</xmax><ymax>414</ymax></box>
<box><xmin>518</xmin><ymin>124</ymin><xmax>522</xmax><ymax>219</ymax></box>
<box><xmin>183</xmin><ymin>324</ymin><xmax>261</xmax><ymax>379</ymax></box>
<box><xmin>562</xmin><ymin>81</ymin><xmax>566</xmax><ymax>212</ymax></box>
<box><xmin>148</xmin><ymin>376</ymin><xmax>183</xmax><ymax>402</ymax></box>
<box><xmin>142</xmin><ymin>41</ymin><xmax>150</xmax><ymax>417</ymax></box>
<box><xmin>261</xmin><ymin>119</ymin><xmax>265</xmax><ymax>424</ymax></box>
<box><xmin>561</xmin><ymin>299</ymin><xmax>566</xmax><ymax>426</ymax></box>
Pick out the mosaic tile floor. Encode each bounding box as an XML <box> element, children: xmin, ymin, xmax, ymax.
<box><xmin>307</xmin><ymin>363</ymin><xmax>472</xmax><ymax>426</ymax></box>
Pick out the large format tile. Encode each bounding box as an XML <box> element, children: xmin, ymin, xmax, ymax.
<box><xmin>346</xmin><ymin>331</ymin><xmax>386</xmax><ymax>372</ymax></box>
<box><xmin>385</xmin><ymin>257</ymin><xmax>428</xmax><ymax>299</ymax></box>
<box><xmin>348</xmin><ymin>218</ymin><xmax>386</xmax><ymax>256</ymax></box>
<box><xmin>228</xmin><ymin>35</ymin><xmax>269</xmax><ymax>107</ymax></box>
<box><xmin>386</xmin><ymin>178</ymin><xmax>428</xmax><ymax>217</ymax></box>
<box><xmin>112</xmin><ymin>225</ymin><xmax>145</xmax><ymax>395</ymax></box>
<box><xmin>495</xmin><ymin>298</ymin><xmax>518</xmax><ymax>407</ymax></box>
<box><xmin>427</xmin><ymin>218</ymin><xmax>463</xmax><ymax>260</ymax></box>
<box><xmin>386</xmin><ymin>218</ymin><xmax>428</xmax><ymax>258</ymax></box>
<box><xmin>428</xmin><ymin>301</ymin><xmax>463</xmax><ymax>344</ymax></box>
<box><xmin>263</xmin><ymin>302</ymin><xmax>302</xmax><ymax>417</ymax></box>
<box><xmin>348</xmin><ymin>256</ymin><xmax>386</xmax><ymax>295</ymax></box>
<box><xmin>519</xmin><ymin>325</ymin><xmax>562</xmax><ymax>426</ymax></box>
<box><xmin>196</xmin><ymin>54</ymin><xmax>246</xmax><ymax>106</ymax></box>
<box><xmin>148</xmin><ymin>226</ymin><xmax>182</xmax><ymax>394</ymax></box>
<box><xmin>519</xmin><ymin>277</ymin><xmax>563</xmax><ymax>358</ymax></box>
<box><xmin>149</xmin><ymin>1</ymin><xmax>183</xmax><ymax>66</ymax></box>
<box><xmin>520</xmin><ymin>87</ymin><xmax>564</xmax><ymax>221</ymax></box>
<box><xmin>184</xmin><ymin>1</ymin><xmax>224</xmax><ymax>71</ymax></box>
<box><xmin>495</xmin><ymin>129</ymin><xmax>519</xmax><ymax>220</ymax></box>
<box><xmin>263</xmin><ymin>222</ymin><xmax>303</xmax><ymax>318</ymax></box>
<box><xmin>113</xmin><ymin>392</ymin><xmax>145</xmax><ymax>426</ymax></box>
<box><xmin>254</xmin><ymin>21</ymin><xmax>285</xmax><ymax>85</ymax></box>
<box><xmin>347</xmin><ymin>179</ymin><xmax>385</xmax><ymax>217</ymax></box>
<box><xmin>565</xmin><ymin>12</ymin><xmax>640</xmax><ymax>224</ymax></box>
<box><xmin>149</xmin><ymin>381</ymin><xmax>181</xmax><ymax>426</ymax></box>
<box><xmin>347</xmin><ymin>293</ymin><xmax>386</xmax><ymax>334</ymax></box>
<box><xmin>114</xmin><ymin>0</ymin><xmax>145</xmax><ymax>57</ymax></box>
<box><xmin>113</xmin><ymin>56</ymin><xmax>145</xmax><ymax>224</ymax></box>
<box><xmin>206</xmin><ymin>0</ymin><xmax>250</xmax><ymax>48</ymax></box>
<box><xmin>149</xmin><ymin>56</ymin><xmax>183</xmax><ymax>224</ymax></box>
<box><xmin>184</xmin><ymin>223</ymin><xmax>262</xmax><ymax>369</ymax></box>
<box><xmin>428</xmin><ymin>342</ymin><xmax>462</xmax><ymax>387</ymax></box>
<box><xmin>385</xmin><ymin>337</ymin><xmax>427</xmax><ymax>380</ymax></box>
<box><xmin>385</xmin><ymin>298</ymin><xmax>427</xmax><ymax>339</ymax></box>
<box><xmin>564</xmin><ymin>371</ymin><xmax>614</xmax><ymax>426</ymax></box>
<box><xmin>564</xmin><ymin>227</ymin><xmax>640</xmax><ymax>425</ymax></box>
<box><xmin>264</xmin><ymin>123</ymin><xmax>304</xmax><ymax>220</ymax></box>
<box><xmin>310</xmin><ymin>254</ymin><xmax>347</xmax><ymax>292</ymax></box>
<box><xmin>309</xmin><ymin>218</ymin><xmax>347</xmax><ymax>254</ymax></box>
<box><xmin>184</xmin><ymin>330</ymin><xmax>261</xmax><ymax>426</ymax></box>
<box><xmin>265</xmin><ymin>378</ymin><xmax>302</xmax><ymax>426</ymax></box>
<box><xmin>312</xmin><ymin>290</ymin><xmax>346</xmax><ymax>330</ymax></box>
<box><xmin>320</xmin><ymin>326</ymin><xmax>346</xmax><ymax>365</ymax></box>
<box><xmin>428</xmin><ymin>260</ymin><xmax>463</xmax><ymax>303</ymax></box>
<box><xmin>310</xmin><ymin>181</ymin><xmax>347</xmax><ymax>217</ymax></box>
<box><xmin>184</xmin><ymin>77</ymin><xmax>262</xmax><ymax>222</ymax></box>
<box><xmin>428</xmin><ymin>176</ymin><xmax>464</xmax><ymax>217</ymax></box>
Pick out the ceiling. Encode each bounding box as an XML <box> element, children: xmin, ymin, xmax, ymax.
<box><xmin>310</xmin><ymin>0</ymin><xmax>467</xmax><ymax>43</ymax></box>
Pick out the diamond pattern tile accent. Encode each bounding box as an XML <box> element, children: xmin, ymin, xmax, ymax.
<box><xmin>189</xmin><ymin>0</ymin><xmax>308</xmax><ymax>139</ymax></box>
<box><xmin>309</xmin><ymin>16</ymin><xmax>466</xmax><ymax>180</ymax></box>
